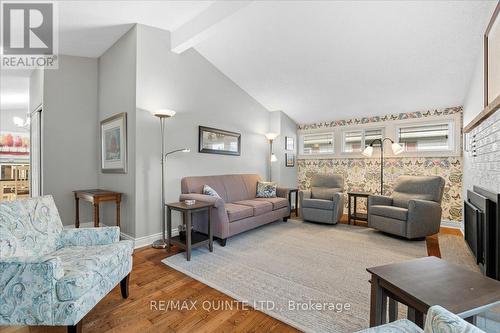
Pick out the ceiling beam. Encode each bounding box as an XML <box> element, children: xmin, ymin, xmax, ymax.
<box><xmin>171</xmin><ymin>1</ymin><xmax>251</xmax><ymax>54</ymax></box>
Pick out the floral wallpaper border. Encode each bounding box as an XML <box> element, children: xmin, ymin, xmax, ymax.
<box><xmin>298</xmin><ymin>106</ymin><xmax>463</xmax><ymax>130</ymax></box>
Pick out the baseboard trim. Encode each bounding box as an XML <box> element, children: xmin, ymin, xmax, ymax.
<box><xmin>64</xmin><ymin>221</ymin><xmax>179</xmax><ymax>249</ymax></box>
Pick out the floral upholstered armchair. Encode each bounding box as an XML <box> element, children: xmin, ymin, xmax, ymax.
<box><xmin>356</xmin><ymin>305</ymin><xmax>486</xmax><ymax>333</ymax></box>
<box><xmin>0</xmin><ymin>196</ymin><xmax>134</xmax><ymax>333</ymax></box>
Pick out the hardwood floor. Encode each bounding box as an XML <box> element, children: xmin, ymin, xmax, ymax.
<box><xmin>0</xmin><ymin>221</ymin><xmax>469</xmax><ymax>333</ymax></box>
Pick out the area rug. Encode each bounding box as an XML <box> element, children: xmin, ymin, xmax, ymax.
<box><xmin>162</xmin><ymin>220</ymin><xmax>426</xmax><ymax>333</ymax></box>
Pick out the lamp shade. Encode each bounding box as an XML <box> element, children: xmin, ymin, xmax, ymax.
<box><xmin>265</xmin><ymin>133</ymin><xmax>279</xmax><ymax>141</ymax></box>
<box><xmin>391</xmin><ymin>142</ymin><xmax>404</xmax><ymax>155</ymax></box>
<box><xmin>270</xmin><ymin>153</ymin><xmax>278</xmax><ymax>162</ymax></box>
<box><xmin>151</xmin><ymin>109</ymin><xmax>176</xmax><ymax>118</ymax></box>
<box><xmin>362</xmin><ymin>145</ymin><xmax>374</xmax><ymax>157</ymax></box>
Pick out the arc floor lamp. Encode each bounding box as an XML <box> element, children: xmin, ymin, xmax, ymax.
<box><xmin>151</xmin><ymin>109</ymin><xmax>190</xmax><ymax>249</ymax></box>
<box><xmin>362</xmin><ymin>138</ymin><xmax>404</xmax><ymax>195</ymax></box>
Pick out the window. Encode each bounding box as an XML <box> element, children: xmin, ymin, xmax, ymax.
<box><xmin>342</xmin><ymin>128</ymin><xmax>383</xmax><ymax>153</ymax></box>
<box><xmin>302</xmin><ymin>133</ymin><xmax>334</xmax><ymax>155</ymax></box>
<box><xmin>343</xmin><ymin>131</ymin><xmax>363</xmax><ymax>152</ymax></box>
<box><xmin>397</xmin><ymin>123</ymin><xmax>451</xmax><ymax>152</ymax></box>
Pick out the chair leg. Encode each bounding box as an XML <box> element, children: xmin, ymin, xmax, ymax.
<box><xmin>68</xmin><ymin>321</ymin><xmax>82</xmax><ymax>333</ymax></box>
<box><xmin>120</xmin><ymin>274</ymin><xmax>130</xmax><ymax>299</ymax></box>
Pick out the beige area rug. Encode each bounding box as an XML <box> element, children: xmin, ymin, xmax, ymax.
<box><xmin>163</xmin><ymin>220</ymin><xmax>428</xmax><ymax>333</ymax></box>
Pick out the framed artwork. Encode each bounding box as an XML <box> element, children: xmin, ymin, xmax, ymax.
<box><xmin>485</xmin><ymin>3</ymin><xmax>500</xmax><ymax>107</ymax></box>
<box><xmin>199</xmin><ymin>126</ymin><xmax>241</xmax><ymax>156</ymax></box>
<box><xmin>285</xmin><ymin>153</ymin><xmax>295</xmax><ymax>167</ymax></box>
<box><xmin>0</xmin><ymin>131</ymin><xmax>30</xmax><ymax>161</ymax></box>
<box><xmin>285</xmin><ymin>136</ymin><xmax>294</xmax><ymax>151</ymax></box>
<box><xmin>101</xmin><ymin>113</ymin><xmax>127</xmax><ymax>173</ymax></box>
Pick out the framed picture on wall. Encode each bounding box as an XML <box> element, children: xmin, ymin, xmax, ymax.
<box><xmin>199</xmin><ymin>126</ymin><xmax>241</xmax><ymax>156</ymax></box>
<box><xmin>285</xmin><ymin>153</ymin><xmax>295</xmax><ymax>167</ymax></box>
<box><xmin>101</xmin><ymin>112</ymin><xmax>127</xmax><ymax>173</ymax></box>
<box><xmin>285</xmin><ymin>136</ymin><xmax>294</xmax><ymax>151</ymax></box>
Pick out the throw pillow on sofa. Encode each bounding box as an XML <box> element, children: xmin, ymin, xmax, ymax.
<box><xmin>256</xmin><ymin>181</ymin><xmax>277</xmax><ymax>198</ymax></box>
<box><xmin>203</xmin><ymin>185</ymin><xmax>222</xmax><ymax>199</ymax></box>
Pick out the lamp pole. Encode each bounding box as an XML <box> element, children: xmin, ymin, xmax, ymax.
<box><xmin>367</xmin><ymin>137</ymin><xmax>396</xmax><ymax>195</ymax></box>
<box><xmin>269</xmin><ymin>139</ymin><xmax>273</xmax><ymax>181</ymax></box>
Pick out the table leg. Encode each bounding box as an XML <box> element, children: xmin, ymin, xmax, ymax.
<box><xmin>94</xmin><ymin>203</ymin><xmax>99</xmax><ymax>228</ymax></box>
<box><xmin>389</xmin><ymin>299</ymin><xmax>398</xmax><ymax>322</ymax></box>
<box><xmin>186</xmin><ymin>212</ymin><xmax>192</xmax><ymax>261</ymax></box>
<box><xmin>348</xmin><ymin>195</ymin><xmax>352</xmax><ymax>225</ymax></box>
<box><xmin>354</xmin><ymin>196</ymin><xmax>357</xmax><ymax>224</ymax></box>
<box><xmin>166</xmin><ymin>207</ymin><xmax>172</xmax><ymax>252</ymax></box>
<box><xmin>116</xmin><ymin>199</ymin><xmax>121</xmax><ymax>228</ymax></box>
<box><xmin>408</xmin><ymin>307</ymin><xmax>424</xmax><ymax>328</ymax></box>
<box><xmin>208</xmin><ymin>207</ymin><xmax>213</xmax><ymax>252</ymax></box>
<box><xmin>370</xmin><ymin>274</ymin><xmax>387</xmax><ymax>327</ymax></box>
<box><xmin>75</xmin><ymin>196</ymin><xmax>80</xmax><ymax>228</ymax></box>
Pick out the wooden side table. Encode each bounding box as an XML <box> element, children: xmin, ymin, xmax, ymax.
<box><xmin>74</xmin><ymin>189</ymin><xmax>122</xmax><ymax>228</ymax></box>
<box><xmin>287</xmin><ymin>188</ymin><xmax>299</xmax><ymax>217</ymax></box>
<box><xmin>166</xmin><ymin>201</ymin><xmax>214</xmax><ymax>261</ymax></box>
<box><xmin>347</xmin><ymin>191</ymin><xmax>370</xmax><ymax>225</ymax></box>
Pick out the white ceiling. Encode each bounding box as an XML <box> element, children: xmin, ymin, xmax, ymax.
<box><xmin>3</xmin><ymin>0</ymin><xmax>497</xmax><ymax>124</ymax></box>
<box><xmin>195</xmin><ymin>1</ymin><xmax>498</xmax><ymax>123</ymax></box>
<box><xmin>58</xmin><ymin>0</ymin><xmax>214</xmax><ymax>57</ymax></box>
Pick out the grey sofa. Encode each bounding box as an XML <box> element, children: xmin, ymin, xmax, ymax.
<box><xmin>368</xmin><ymin>175</ymin><xmax>445</xmax><ymax>239</ymax></box>
<box><xmin>180</xmin><ymin>174</ymin><xmax>290</xmax><ymax>246</ymax></box>
<box><xmin>299</xmin><ymin>174</ymin><xmax>344</xmax><ymax>224</ymax></box>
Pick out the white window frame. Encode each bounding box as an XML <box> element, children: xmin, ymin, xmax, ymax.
<box><xmin>395</xmin><ymin>120</ymin><xmax>456</xmax><ymax>155</ymax></box>
<box><xmin>297</xmin><ymin>112</ymin><xmax>461</xmax><ymax>159</ymax></box>
<box><xmin>299</xmin><ymin>131</ymin><xmax>335</xmax><ymax>157</ymax></box>
<box><xmin>341</xmin><ymin>127</ymin><xmax>384</xmax><ymax>154</ymax></box>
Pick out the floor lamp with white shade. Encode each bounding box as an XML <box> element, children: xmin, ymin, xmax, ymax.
<box><xmin>151</xmin><ymin>109</ymin><xmax>190</xmax><ymax>249</ymax></box>
<box><xmin>362</xmin><ymin>138</ymin><xmax>404</xmax><ymax>195</ymax></box>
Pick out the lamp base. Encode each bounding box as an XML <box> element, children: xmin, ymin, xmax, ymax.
<box><xmin>152</xmin><ymin>239</ymin><xmax>168</xmax><ymax>249</ymax></box>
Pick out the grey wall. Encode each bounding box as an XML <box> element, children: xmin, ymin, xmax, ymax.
<box><xmin>269</xmin><ymin>111</ymin><xmax>298</xmax><ymax>188</ymax></box>
<box><xmin>134</xmin><ymin>24</ymin><xmax>271</xmax><ymax>237</ymax></box>
<box><xmin>29</xmin><ymin>69</ymin><xmax>43</xmax><ymax>113</ymax></box>
<box><xmin>42</xmin><ymin>55</ymin><xmax>98</xmax><ymax>224</ymax></box>
<box><xmin>98</xmin><ymin>26</ymin><xmax>137</xmax><ymax>236</ymax></box>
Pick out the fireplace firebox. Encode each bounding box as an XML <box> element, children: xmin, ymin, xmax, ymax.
<box><xmin>464</xmin><ymin>186</ymin><xmax>500</xmax><ymax>280</ymax></box>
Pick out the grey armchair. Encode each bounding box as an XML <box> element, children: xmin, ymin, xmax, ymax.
<box><xmin>368</xmin><ymin>175</ymin><xmax>445</xmax><ymax>239</ymax></box>
<box><xmin>299</xmin><ymin>174</ymin><xmax>344</xmax><ymax>224</ymax></box>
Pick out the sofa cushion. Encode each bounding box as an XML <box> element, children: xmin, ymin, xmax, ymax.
<box><xmin>311</xmin><ymin>187</ymin><xmax>342</xmax><ymax>200</ymax></box>
<box><xmin>225</xmin><ymin>203</ymin><xmax>254</xmax><ymax>222</ymax></box>
<box><xmin>53</xmin><ymin>241</ymin><xmax>134</xmax><ymax>301</ymax></box>
<box><xmin>392</xmin><ymin>193</ymin><xmax>435</xmax><ymax>209</ymax></box>
<box><xmin>302</xmin><ymin>198</ymin><xmax>334</xmax><ymax>210</ymax></box>
<box><xmin>254</xmin><ymin>197</ymin><xmax>288</xmax><ymax>210</ymax></box>
<box><xmin>370</xmin><ymin>205</ymin><xmax>408</xmax><ymax>221</ymax></box>
<box><xmin>234</xmin><ymin>200</ymin><xmax>273</xmax><ymax>215</ymax></box>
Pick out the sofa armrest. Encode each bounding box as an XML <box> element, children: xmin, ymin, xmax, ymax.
<box><xmin>276</xmin><ymin>187</ymin><xmax>291</xmax><ymax>198</ymax></box>
<box><xmin>407</xmin><ymin>199</ymin><xmax>442</xmax><ymax>238</ymax></box>
<box><xmin>368</xmin><ymin>195</ymin><xmax>393</xmax><ymax>207</ymax></box>
<box><xmin>58</xmin><ymin>226</ymin><xmax>120</xmax><ymax>248</ymax></box>
<box><xmin>424</xmin><ymin>305</ymin><xmax>483</xmax><ymax>333</ymax></box>
<box><xmin>179</xmin><ymin>193</ymin><xmax>225</xmax><ymax>209</ymax></box>
<box><xmin>0</xmin><ymin>256</ymin><xmax>64</xmax><ymax>325</ymax></box>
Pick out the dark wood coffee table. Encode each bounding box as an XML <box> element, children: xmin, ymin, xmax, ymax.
<box><xmin>166</xmin><ymin>201</ymin><xmax>214</xmax><ymax>261</ymax></box>
<box><xmin>367</xmin><ymin>256</ymin><xmax>500</xmax><ymax>328</ymax></box>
